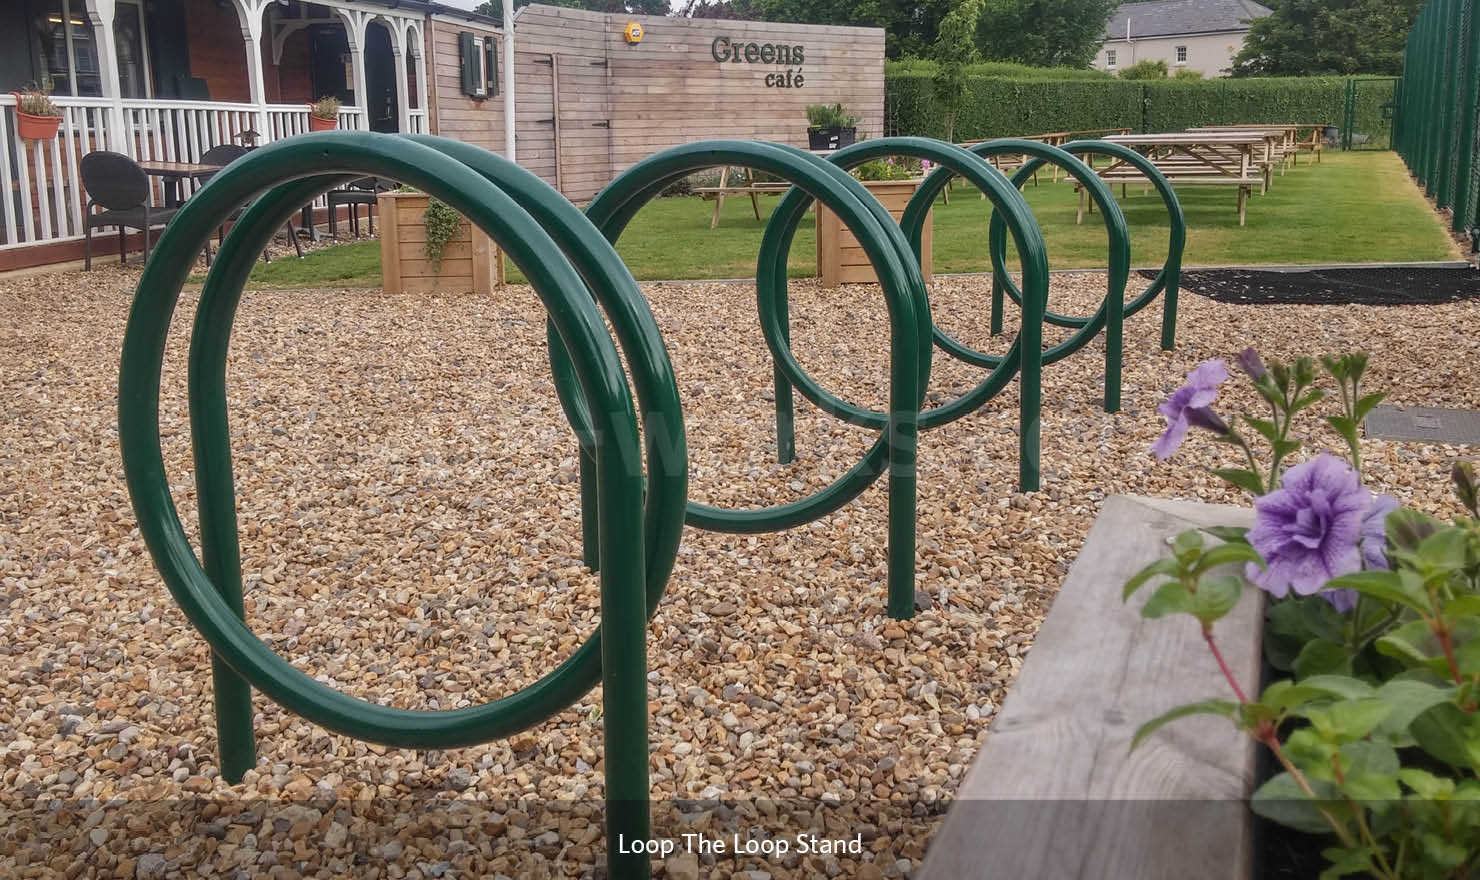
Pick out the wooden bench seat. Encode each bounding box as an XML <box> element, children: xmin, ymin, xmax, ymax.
<box><xmin>1074</xmin><ymin>169</ymin><xmax>1259</xmax><ymax>225</ymax></box>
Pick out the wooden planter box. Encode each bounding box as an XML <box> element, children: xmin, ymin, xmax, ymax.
<box><xmin>918</xmin><ymin>496</ymin><xmax>1261</xmax><ymax>879</ymax></box>
<box><xmin>377</xmin><ymin>192</ymin><xmax>504</xmax><ymax>295</ymax></box>
<box><xmin>816</xmin><ymin>177</ymin><xmax>932</xmax><ymax>288</ymax></box>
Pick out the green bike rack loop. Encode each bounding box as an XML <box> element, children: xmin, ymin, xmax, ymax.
<box><xmin>117</xmin><ymin>132</ymin><xmax>686</xmax><ymax>880</ymax></box>
<box><xmin>979</xmin><ymin>141</ymin><xmax>1184</xmax><ymax>357</ymax></box>
<box><xmin>752</xmin><ymin>137</ymin><xmax>1050</xmax><ymax>493</ymax></box>
<box><xmin>909</xmin><ymin>139</ymin><xmax>1132</xmax><ymax>413</ymax></box>
<box><xmin>574</xmin><ymin>139</ymin><xmax>932</xmax><ymax>621</ymax></box>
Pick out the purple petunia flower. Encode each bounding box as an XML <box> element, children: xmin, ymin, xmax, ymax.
<box><xmin>1245</xmin><ymin>454</ymin><xmax>1369</xmax><ymax>600</ymax></box>
<box><xmin>1236</xmin><ymin>347</ymin><xmax>1268</xmax><ymax>381</ymax></box>
<box><xmin>1152</xmin><ymin>359</ymin><xmax>1230</xmax><ymax>460</ymax></box>
<box><xmin>1359</xmin><ymin>493</ymin><xmax>1398</xmax><ymax>571</ymax></box>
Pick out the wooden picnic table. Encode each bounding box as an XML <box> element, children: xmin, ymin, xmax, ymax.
<box><xmin>1094</xmin><ymin>132</ymin><xmax>1268</xmax><ymax>225</ymax></box>
<box><xmin>1190</xmin><ymin>123</ymin><xmax>1328</xmax><ymax>163</ymax></box>
<box><xmin>695</xmin><ymin>149</ymin><xmax>841</xmax><ymax>229</ymax></box>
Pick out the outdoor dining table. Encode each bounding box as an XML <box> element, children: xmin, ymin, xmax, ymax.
<box><xmin>1095</xmin><ymin>131</ymin><xmax>1270</xmax><ymax>225</ymax></box>
<box><xmin>137</xmin><ymin>160</ymin><xmax>221</xmax><ymax>208</ymax></box>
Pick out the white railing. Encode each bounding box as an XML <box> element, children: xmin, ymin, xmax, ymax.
<box><xmin>408</xmin><ymin>110</ymin><xmax>428</xmax><ymax>134</ymax></box>
<box><xmin>0</xmin><ymin>96</ymin><xmax>382</xmax><ymax>251</ymax></box>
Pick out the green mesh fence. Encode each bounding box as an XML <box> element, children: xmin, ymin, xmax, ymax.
<box><xmin>1395</xmin><ymin>0</ymin><xmax>1480</xmax><ymax>244</ymax></box>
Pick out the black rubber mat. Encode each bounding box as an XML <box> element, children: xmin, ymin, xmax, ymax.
<box><xmin>1139</xmin><ymin>266</ymin><xmax>1480</xmax><ymax>305</ymax></box>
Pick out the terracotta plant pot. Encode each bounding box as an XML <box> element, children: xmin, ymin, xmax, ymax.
<box><xmin>12</xmin><ymin>94</ymin><xmax>61</xmax><ymax>140</ymax></box>
<box><xmin>308</xmin><ymin>112</ymin><xmax>337</xmax><ymax>132</ymax></box>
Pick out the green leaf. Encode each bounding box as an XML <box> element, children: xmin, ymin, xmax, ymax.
<box><xmin>1388</xmin><ymin>508</ymin><xmax>1443</xmax><ymax>554</ymax></box>
<box><xmin>1293</xmin><ymin>638</ymin><xmax>1352</xmax><ymax>679</ymax></box>
<box><xmin>1191</xmin><ymin>541</ymin><xmax>1263</xmax><ymax>575</ymax></box>
<box><xmin>1323</xmin><ymin>569</ymin><xmax>1429</xmax><ymax>615</ymax></box>
<box><xmin>1410</xmin><ymin>702</ymin><xmax>1478</xmax><ymax>770</ymax></box>
<box><xmin>1376</xmin><ymin>619</ymin><xmax>1444</xmax><ymax>668</ymax></box>
<box><xmin>1293</xmin><ymin>389</ymin><xmax>1326</xmax><ymax>411</ymax></box>
<box><xmin>1417</xmin><ymin>527</ymin><xmax>1469</xmax><ymax>573</ymax></box>
<box><xmin>1212</xmin><ymin>467</ymin><xmax>1266</xmax><ymax>497</ymax></box>
<box><xmin>1170</xmin><ymin>529</ymin><xmax>1204</xmax><ymax>561</ymax></box>
<box><xmin>1352</xmin><ymin>391</ymin><xmax>1385</xmax><ymax>422</ymax></box>
<box><xmin>1326</xmin><ymin>414</ymin><xmax>1358</xmax><ymax>449</ymax></box>
<box><xmin>1250</xmin><ymin>771</ymin><xmax>1346</xmax><ymax>835</ymax></box>
<box><xmin>1338</xmin><ymin>739</ymin><xmax>1399</xmax><ymax>785</ymax></box>
<box><xmin>1129</xmin><ymin>698</ymin><xmax>1238</xmax><ymax>750</ymax></box>
<box><xmin>1374</xmin><ymin>679</ymin><xmax>1455</xmax><ymax>740</ymax></box>
<box><xmin>1296</xmin><ymin>675</ymin><xmax>1377</xmax><ymax>701</ymax></box>
<box><xmin>1323</xmin><ymin>698</ymin><xmax>1393</xmax><ymax>742</ymax></box>
<box><xmin>1317</xmin><ymin>846</ymin><xmax>1375</xmax><ymax>880</ymax></box>
<box><xmin>1139</xmin><ymin>581</ymin><xmax>1195</xmax><ymax>619</ymax></box>
<box><xmin>1189</xmin><ymin>574</ymin><xmax>1243</xmax><ymax>625</ymax></box>
<box><xmin>1123</xmin><ymin>557</ymin><xmax>1181</xmax><ymax>600</ymax></box>
<box><xmin>1202</xmin><ymin>525</ymin><xmax>1249</xmax><ymax>543</ymax></box>
<box><xmin>1397</xmin><ymin>767</ymin><xmax>1454</xmax><ymax>799</ymax></box>
<box><xmin>1443</xmin><ymin>595</ymin><xmax>1480</xmax><ymax>618</ymax></box>
<box><xmin>1271</xmin><ymin>438</ymin><xmax>1302</xmax><ymax>459</ymax></box>
<box><xmin>1243</xmin><ymin>416</ymin><xmax>1281</xmax><ymax>445</ymax></box>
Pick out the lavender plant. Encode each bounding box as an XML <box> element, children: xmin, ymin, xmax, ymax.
<box><xmin>1127</xmin><ymin>350</ymin><xmax>1480</xmax><ymax>879</ymax></box>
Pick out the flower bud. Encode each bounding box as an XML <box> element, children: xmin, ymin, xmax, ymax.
<box><xmin>1186</xmin><ymin>406</ymin><xmax>1230</xmax><ymax>436</ymax></box>
<box><xmin>1236</xmin><ymin>348</ymin><xmax>1268</xmax><ymax>381</ymax></box>
<box><xmin>1454</xmin><ymin>459</ymin><xmax>1479</xmax><ymax>516</ymax></box>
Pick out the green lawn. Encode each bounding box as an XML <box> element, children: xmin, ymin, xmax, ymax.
<box><xmin>225</xmin><ymin>150</ymin><xmax>1457</xmax><ymax>290</ymax></box>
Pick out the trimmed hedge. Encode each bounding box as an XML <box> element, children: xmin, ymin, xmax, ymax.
<box><xmin>884</xmin><ymin>73</ymin><xmax>1397</xmax><ymax>147</ymax></box>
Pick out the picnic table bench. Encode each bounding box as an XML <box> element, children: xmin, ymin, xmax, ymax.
<box><xmin>1085</xmin><ymin>132</ymin><xmax>1268</xmax><ymax>225</ymax></box>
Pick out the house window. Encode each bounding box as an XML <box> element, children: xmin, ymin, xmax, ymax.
<box><xmin>459</xmin><ymin>32</ymin><xmax>498</xmax><ymax>99</ymax></box>
<box><xmin>28</xmin><ymin>0</ymin><xmax>150</xmax><ymax>98</ymax></box>
<box><xmin>113</xmin><ymin>0</ymin><xmax>151</xmax><ymax>99</ymax></box>
<box><xmin>1106</xmin><ymin>49</ymin><xmax>1117</xmax><ymax>68</ymax></box>
<box><xmin>32</xmin><ymin>0</ymin><xmax>100</xmax><ymax>96</ymax></box>
<box><xmin>1175</xmin><ymin>45</ymin><xmax>1188</xmax><ymax>65</ymax></box>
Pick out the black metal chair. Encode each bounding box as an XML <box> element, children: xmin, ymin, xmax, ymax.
<box><xmin>81</xmin><ymin>151</ymin><xmax>179</xmax><ymax>271</ymax></box>
<box><xmin>326</xmin><ymin>177</ymin><xmax>392</xmax><ymax>239</ymax></box>
<box><xmin>199</xmin><ymin>144</ymin><xmax>303</xmax><ymax>265</ymax></box>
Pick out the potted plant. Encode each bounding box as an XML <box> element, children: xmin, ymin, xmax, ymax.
<box><xmin>805</xmin><ymin>103</ymin><xmax>859</xmax><ymax>151</ymax></box>
<box><xmin>377</xmin><ymin>187</ymin><xmax>504</xmax><ymax>294</ymax></box>
<box><xmin>1128</xmin><ymin>350</ymin><xmax>1480</xmax><ymax>877</ymax></box>
<box><xmin>816</xmin><ymin>154</ymin><xmax>932</xmax><ymax>287</ymax></box>
<box><xmin>308</xmin><ymin>96</ymin><xmax>340</xmax><ymax>132</ymax></box>
<box><xmin>12</xmin><ymin>81</ymin><xmax>61</xmax><ymax>141</ymax></box>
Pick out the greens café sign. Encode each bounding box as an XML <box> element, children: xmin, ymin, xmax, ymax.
<box><xmin>711</xmin><ymin>36</ymin><xmax>806</xmax><ymax>88</ymax></box>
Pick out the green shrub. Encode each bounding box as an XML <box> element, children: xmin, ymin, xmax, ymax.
<box><xmin>805</xmin><ymin>103</ymin><xmax>860</xmax><ymax>130</ymax></box>
<box><xmin>885</xmin><ymin>71</ymin><xmax>1395</xmax><ymax>147</ymax></box>
<box><xmin>1118</xmin><ymin>59</ymin><xmax>1169</xmax><ymax>80</ymax></box>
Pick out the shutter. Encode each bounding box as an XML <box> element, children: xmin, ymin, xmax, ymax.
<box><xmin>485</xmin><ymin>39</ymin><xmax>499</xmax><ymax>97</ymax></box>
<box><xmin>459</xmin><ymin>31</ymin><xmax>479</xmax><ymax>96</ymax></box>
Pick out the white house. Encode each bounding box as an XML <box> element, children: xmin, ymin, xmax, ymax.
<box><xmin>1095</xmin><ymin>0</ymin><xmax>1273</xmax><ymax>77</ymax></box>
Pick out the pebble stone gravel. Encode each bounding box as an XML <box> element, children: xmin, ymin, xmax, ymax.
<box><xmin>2</xmin><ymin>264</ymin><xmax>1478</xmax><ymax>878</ymax></box>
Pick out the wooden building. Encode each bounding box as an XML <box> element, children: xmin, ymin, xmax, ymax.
<box><xmin>0</xmin><ymin>1</ymin><xmax>883</xmax><ymax>268</ymax></box>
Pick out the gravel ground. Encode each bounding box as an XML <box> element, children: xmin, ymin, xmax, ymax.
<box><xmin>2</xmin><ymin>267</ymin><xmax>1479</xmax><ymax>879</ymax></box>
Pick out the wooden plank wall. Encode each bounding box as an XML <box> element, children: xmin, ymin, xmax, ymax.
<box><xmin>427</xmin><ymin>6</ymin><xmax>885</xmax><ymax>204</ymax></box>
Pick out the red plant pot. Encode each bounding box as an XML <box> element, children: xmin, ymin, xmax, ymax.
<box><xmin>308</xmin><ymin>112</ymin><xmax>337</xmax><ymax>132</ymax></box>
<box><xmin>12</xmin><ymin>95</ymin><xmax>61</xmax><ymax>140</ymax></box>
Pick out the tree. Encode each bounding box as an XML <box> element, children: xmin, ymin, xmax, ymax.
<box><xmin>1230</xmin><ymin>0</ymin><xmax>1423</xmax><ymax>76</ymax></box>
<box><xmin>974</xmin><ymin>0</ymin><xmax>1119</xmax><ymax>68</ymax></box>
<box><xmin>472</xmin><ymin>0</ymin><xmax>669</xmax><ymax>24</ymax></box>
<box><xmin>679</xmin><ymin>0</ymin><xmax>754</xmax><ymax>17</ymax></box>
<box><xmin>931</xmin><ymin>0</ymin><xmax>982</xmax><ymax>142</ymax></box>
<box><xmin>744</xmin><ymin>0</ymin><xmax>957</xmax><ymax>59</ymax></box>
